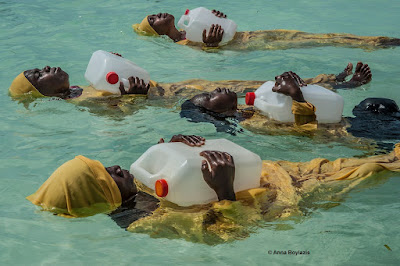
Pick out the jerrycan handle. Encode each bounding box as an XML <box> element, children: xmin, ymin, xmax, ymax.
<box><xmin>177</xmin><ymin>9</ymin><xmax>191</xmax><ymax>30</ymax></box>
<box><xmin>131</xmin><ymin>166</ymin><xmax>163</xmax><ymax>187</ymax></box>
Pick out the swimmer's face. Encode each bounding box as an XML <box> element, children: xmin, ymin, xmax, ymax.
<box><xmin>106</xmin><ymin>165</ymin><xmax>137</xmax><ymax>202</ymax></box>
<box><xmin>202</xmin><ymin>88</ymin><xmax>238</xmax><ymax>115</ymax></box>
<box><xmin>147</xmin><ymin>13</ymin><xmax>175</xmax><ymax>35</ymax></box>
<box><xmin>24</xmin><ymin>66</ymin><xmax>70</xmax><ymax>98</ymax></box>
<box><xmin>272</xmin><ymin>72</ymin><xmax>301</xmax><ymax>97</ymax></box>
<box><xmin>274</xmin><ymin>73</ymin><xmax>295</xmax><ymax>90</ymax></box>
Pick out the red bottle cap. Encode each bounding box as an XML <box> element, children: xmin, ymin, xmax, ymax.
<box><xmin>184</xmin><ymin>9</ymin><xmax>190</xmax><ymax>15</ymax></box>
<box><xmin>106</xmin><ymin>72</ymin><xmax>119</xmax><ymax>84</ymax></box>
<box><xmin>155</xmin><ymin>179</ymin><xmax>168</xmax><ymax>197</ymax></box>
<box><xmin>245</xmin><ymin>92</ymin><xmax>256</xmax><ymax>105</ymax></box>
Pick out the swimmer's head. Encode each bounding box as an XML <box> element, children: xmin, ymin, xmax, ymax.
<box><xmin>106</xmin><ymin>165</ymin><xmax>137</xmax><ymax>203</ymax></box>
<box><xmin>24</xmin><ymin>66</ymin><xmax>70</xmax><ymax>98</ymax></box>
<box><xmin>348</xmin><ymin>98</ymin><xmax>400</xmax><ymax>143</ymax></box>
<box><xmin>191</xmin><ymin>88</ymin><xmax>238</xmax><ymax>116</ymax></box>
<box><xmin>133</xmin><ymin>13</ymin><xmax>175</xmax><ymax>36</ymax></box>
<box><xmin>26</xmin><ymin>156</ymin><xmax>123</xmax><ymax>218</ymax></box>
<box><xmin>9</xmin><ymin>72</ymin><xmax>42</xmax><ymax>97</ymax></box>
<box><xmin>353</xmin><ymin>98</ymin><xmax>400</xmax><ymax>118</ymax></box>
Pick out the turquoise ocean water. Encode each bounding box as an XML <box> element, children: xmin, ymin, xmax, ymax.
<box><xmin>1</xmin><ymin>0</ymin><xmax>400</xmax><ymax>264</ymax></box>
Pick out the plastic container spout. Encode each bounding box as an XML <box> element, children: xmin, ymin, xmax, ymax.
<box><xmin>106</xmin><ymin>72</ymin><xmax>119</xmax><ymax>84</ymax></box>
<box><xmin>245</xmin><ymin>92</ymin><xmax>256</xmax><ymax>105</ymax></box>
<box><xmin>155</xmin><ymin>179</ymin><xmax>168</xmax><ymax>197</ymax></box>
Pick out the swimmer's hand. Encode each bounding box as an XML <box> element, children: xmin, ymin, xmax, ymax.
<box><xmin>212</xmin><ymin>10</ymin><xmax>227</xmax><ymax>18</ymax></box>
<box><xmin>158</xmin><ymin>134</ymin><xmax>205</xmax><ymax>147</ymax></box>
<box><xmin>202</xmin><ymin>24</ymin><xmax>224</xmax><ymax>47</ymax></box>
<box><xmin>272</xmin><ymin>71</ymin><xmax>306</xmax><ymax>102</ymax></box>
<box><xmin>119</xmin><ymin>77</ymin><xmax>150</xmax><ymax>95</ymax></box>
<box><xmin>111</xmin><ymin>52</ymin><xmax>122</xmax><ymax>57</ymax></box>
<box><xmin>349</xmin><ymin>62</ymin><xmax>372</xmax><ymax>85</ymax></box>
<box><xmin>200</xmin><ymin>151</ymin><xmax>236</xmax><ymax>201</ymax></box>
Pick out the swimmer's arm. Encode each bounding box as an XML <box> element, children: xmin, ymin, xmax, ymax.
<box><xmin>200</xmin><ymin>150</ymin><xmax>236</xmax><ymax>201</ymax></box>
<box><xmin>333</xmin><ymin>62</ymin><xmax>372</xmax><ymax>90</ymax></box>
<box><xmin>333</xmin><ymin>81</ymin><xmax>364</xmax><ymax>90</ymax></box>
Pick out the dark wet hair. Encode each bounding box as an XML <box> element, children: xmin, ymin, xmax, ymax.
<box><xmin>347</xmin><ymin>98</ymin><xmax>400</xmax><ymax>151</ymax></box>
<box><xmin>352</xmin><ymin>98</ymin><xmax>399</xmax><ymax>117</ymax></box>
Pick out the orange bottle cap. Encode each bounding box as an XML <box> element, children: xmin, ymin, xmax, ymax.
<box><xmin>155</xmin><ymin>179</ymin><xmax>168</xmax><ymax>197</ymax></box>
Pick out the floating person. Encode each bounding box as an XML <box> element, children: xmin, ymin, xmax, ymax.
<box><xmin>347</xmin><ymin>98</ymin><xmax>400</xmax><ymax>151</ymax></box>
<box><xmin>133</xmin><ymin>10</ymin><xmax>400</xmax><ymax>51</ymax></box>
<box><xmin>128</xmin><ymin>143</ymin><xmax>400</xmax><ymax>244</ymax></box>
<box><xmin>26</xmin><ymin>134</ymin><xmax>204</xmax><ymax>219</ymax></box>
<box><xmin>8</xmin><ymin>66</ymin><xmax>150</xmax><ymax>100</ymax></box>
<box><xmin>148</xmin><ymin>61</ymin><xmax>372</xmax><ymax>99</ymax></box>
<box><xmin>180</xmin><ymin>68</ymin><xmax>399</xmax><ymax>151</ymax></box>
<box><xmin>180</xmin><ymin>63</ymin><xmax>372</xmax><ymax>135</ymax></box>
<box><xmin>8</xmin><ymin>58</ymin><xmax>370</xmax><ymax>100</ymax></box>
<box><xmin>133</xmin><ymin>11</ymin><xmax>226</xmax><ymax>48</ymax></box>
<box><xmin>26</xmin><ymin>135</ymin><xmax>400</xmax><ymax>244</ymax></box>
<box><xmin>8</xmin><ymin>65</ymin><xmax>153</xmax><ymax>118</ymax></box>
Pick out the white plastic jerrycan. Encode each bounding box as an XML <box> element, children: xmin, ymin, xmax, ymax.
<box><xmin>245</xmin><ymin>81</ymin><xmax>344</xmax><ymax>123</ymax></box>
<box><xmin>177</xmin><ymin>7</ymin><xmax>237</xmax><ymax>44</ymax></box>
<box><xmin>84</xmin><ymin>50</ymin><xmax>150</xmax><ymax>94</ymax></box>
<box><xmin>130</xmin><ymin>139</ymin><xmax>262</xmax><ymax>207</ymax></box>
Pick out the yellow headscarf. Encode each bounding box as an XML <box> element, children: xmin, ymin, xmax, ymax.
<box><xmin>9</xmin><ymin>72</ymin><xmax>43</xmax><ymax>97</ymax></box>
<box><xmin>132</xmin><ymin>16</ymin><xmax>159</xmax><ymax>36</ymax></box>
<box><xmin>26</xmin><ymin>155</ymin><xmax>122</xmax><ymax>218</ymax></box>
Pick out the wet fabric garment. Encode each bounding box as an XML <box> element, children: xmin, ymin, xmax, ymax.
<box><xmin>148</xmin><ymin>74</ymin><xmax>339</xmax><ymax>99</ymax></box>
<box><xmin>175</xmin><ymin>30</ymin><xmax>400</xmax><ymax>51</ymax></box>
<box><xmin>292</xmin><ymin>101</ymin><xmax>317</xmax><ymax>126</ymax></box>
<box><xmin>71</xmin><ymin>86</ymin><xmax>114</xmax><ymax>100</ymax></box>
<box><xmin>9</xmin><ymin>72</ymin><xmax>43</xmax><ymax>97</ymax></box>
<box><xmin>132</xmin><ymin>25</ymin><xmax>400</xmax><ymax>50</ymax></box>
<box><xmin>26</xmin><ymin>156</ymin><xmax>121</xmax><ymax>218</ymax></box>
<box><xmin>127</xmin><ymin>144</ymin><xmax>400</xmax><ymax>244</ymax></box>
<box><xmin>132</xmin><ymin>16</ymin><xmax>159</xmax><ymax>36</ymax></box>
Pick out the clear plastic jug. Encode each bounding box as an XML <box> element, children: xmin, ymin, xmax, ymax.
<box><xmin>245</xmin><ymin>81</ymin><xmax>344</xmax><ymax>123</ymax></box>
<box><xmin>84</xmin><ymin>50</ymin><xmax>150</xmax><ymax>94</ymax></box>
<box><xmin>177</xmin><ymin>7</ymin><xmax>237</xmax><ymax>44</ymax></box>
<box><xmin>130</xmin><ymin>139</ymin><xmax>262</xmax><ymax>207</ymax></box>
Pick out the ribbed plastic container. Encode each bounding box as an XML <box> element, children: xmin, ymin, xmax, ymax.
<box><xmin>130</xmin><ymin>139</ymin><xmax>262</xmax><ymax>206</ymax></box>
<box><xmin>84</xmin><ymin>50</ymin><xmax>150</xmax><ymax>94</ymax></box>
<box><xmin>246</xmin><ymin>81</ymin><xmax>344</xmax><ymax>123</ymax></box>
<box><xmin>177</xmin><ymin>7</ymin><xmax>237</xmax><ymax>44</ymax></box>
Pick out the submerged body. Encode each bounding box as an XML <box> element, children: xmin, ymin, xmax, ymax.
<box><xmin>191</xmin><ymin>30</ymin><xmax>400</xmax><ymax>51</ymax></box>
<box><xmin>149</xmin><ymin>61</ymin><xmax>370</xmax><ymax>99</ymax></box>
<box><xmin>133</xmin><ymin>12</ymin><xmax>400</xmax><ymax>51</ymax></box>
<box><xmin>127</xmin><ymin>144</ymin><xmax>400</xmax><ymax>244</ymax></box>
<box><xmin>26</xmin><ymin>133</ymin><xmax>400</xmax><ymax>244</ymax></box>
<box><xmin>178</xmin><ymin>65</ymin><xmax>370</xmax><ymax>135</ymax></box>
